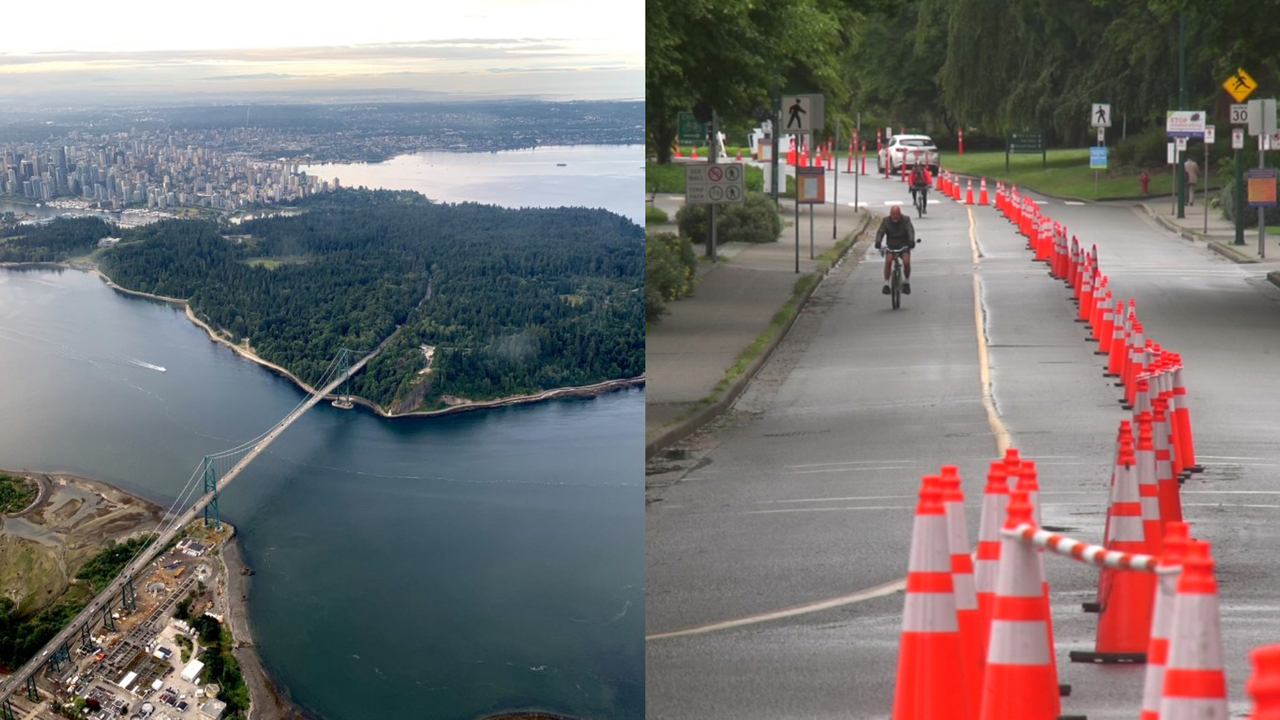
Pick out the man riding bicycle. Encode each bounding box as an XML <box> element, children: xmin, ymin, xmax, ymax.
<box><xmin>875</xmin><ymin>205</ymin><xmax>916</xmax><ymax>295</ymax></box>
<box><xmin>908</xmin><ymin>160</ymin><xmax>931</xmax><ymax>213</ymax></box>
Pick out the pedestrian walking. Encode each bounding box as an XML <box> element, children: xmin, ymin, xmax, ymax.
<box><xmin>1184</xmin><ymin>157</ymin><xmax>1199</xmax><ymax>206</ymax></box>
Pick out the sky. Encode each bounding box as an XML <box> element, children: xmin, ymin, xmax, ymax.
<box><xmin>0</xmin><ymin>0</ymin><xmax>643</xmax><ymax>105</ymax></box>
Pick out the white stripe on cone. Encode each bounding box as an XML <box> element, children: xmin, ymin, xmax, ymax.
<box><xmin>988</xmin><ymin>620</ymin><xmax>1050</xmax><ymax>665</ymax></box>
<box><xmin>904</xmin><ymin>592</ymin><xmax>961</xmax><ymax>633</ymax></box>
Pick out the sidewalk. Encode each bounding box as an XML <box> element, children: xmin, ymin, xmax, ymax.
<box><xmin>645</xmin><ymin>188</ymin><xmax>876</xmax><ymax>459</ymax></box>
<box><xmin>1134</xmin><ymin>192</ymin><xmax>1280</xmax><ymax>292</ymax></box>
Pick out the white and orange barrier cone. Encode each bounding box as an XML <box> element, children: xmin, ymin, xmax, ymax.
<box><xmin>1153</xmin><ymin>397</ymin><xmax>1184</xmax><ymax>529</ymax></box>
<box><xmin>979</xmin><ymin>177</ymin><xmax>989</xmax><ymax>205</ymax></box>
<box><xmin>979</xmin><ymin>490</ymin><xmax>1060</xmax><ymax>720</ymax></box>
<box><xmin>1135</xmin><ymin>410</ymin><xmax>1165</xmax><ymax>555</ymax></box>
<box><xmin>940</xmin><ymin>465</ymin><xmax>982</xmax><ymax>720</ymax></box>
<box><xmin>892</xmin><ymin>475</ymin><xmax>970</xmax><ymax>720</ymax></box>
<box><xmin>1084</xmin><ymin>420</ymin><xmax>1134</xmax><ymax>614</ymax></box>
<box><xmin>1139</xmin><ymin>521</ymin><xmax>1190</xmax><ymax>720</ymax></box>
<box><xmin>1107</xmin><ymin>302</ymin><xmax>1132</xmax><ymax>378</ymax></box>
<box><xmin>1015</xmin><ymin>460</ymin><xmax>1071</xmax><ymax>700</ymax></box>
<box><xmin>1170</xmin><ymin>354</ymin><xmax>1203</xmax><ymax>474</ymax></box>
<box><xmin>1159</xmin><ymin>539</ymin><xmax>1227</xmax><ymax>718</ymax></box>
<box><xmin>1070</xmin><ymin>434</ymin><xmax>1153</xmax><ymax>663</ymax></box>
<box><xmin>975</xmin><ymin>461</ymin><xmax>1010</xmax><ymax>658</ymax></box>
<box><xmin>1094</xmin><ymin>290</ymin><xmax>1115</xmax><ymax>356</ymax></box>
<box><xmin>1247</xmin><ymin>642</ymin><xmax>1280</xmax><ymax>718</ymax></box>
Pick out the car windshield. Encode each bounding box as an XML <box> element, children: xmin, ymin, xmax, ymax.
<box><xmin>898</xmin><ymin>139</ymin><xmax>934</xmax><ymax>147</ymax></box>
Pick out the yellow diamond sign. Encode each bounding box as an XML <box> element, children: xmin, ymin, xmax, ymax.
<box><xmin>1224</xmin><ymin>68</ymin><xmax>1257</xmax><ymax>102</ymax></box>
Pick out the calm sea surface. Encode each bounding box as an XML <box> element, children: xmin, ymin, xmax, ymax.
<box><xmin>0</xmin><ymin>147</ymin><xmax>643</xmax><ymax>719</ymax></box>
<box><xmin>302</xmin><ymin>145</ymin><xmax>643</xmax><ymax>223</ymax></box>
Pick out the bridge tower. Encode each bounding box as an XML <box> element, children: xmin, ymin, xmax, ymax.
<box><xmin>79</xmin><ymin>617</ymin><xmax>93</xmax><ymax>650</ymax></box>
<box><xmin>23</xmin><ymin>674</ymin><xmax>38</xmax><ymax>703</ymax></box>
<box><xmin>203</xmin><ymin>455</ymin><xmax>221</xmax><ymax>530</ymax></box>
<box><xmin>49</xmin><ymin>642</ymin><xmax>70</xmax><ymax>673</ymax></box>
<box><xmin>332</xmin><ymin>347</ymin><xmax>354</xmax><ymax>409</ymax></box>
<box><xmin>102</xmin><ymin>602</ymin><xmax>115</xmax><ymax>632</ymax></box>
<box><xmin>121</xmin><ymin>576</ymin><xmax>137</xmax><ymax>612</ymax></box>
<box><xmin>4</xmin><ymin>695</ymin><xmax>18</xmax><ymax>720</ymax></box>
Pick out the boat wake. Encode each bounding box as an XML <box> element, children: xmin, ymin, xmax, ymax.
<box><xmin>128</xmin><ymin>359</ymin><xmax>167</xmax><ymax>373</ymax></box>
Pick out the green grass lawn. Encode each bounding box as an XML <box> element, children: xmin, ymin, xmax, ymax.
<box><xmin>938</xmin><ymin>149</ymin><xmax>1221</xmax><ymax>201</ymax></box>
<box><xmin>645</xmin><ymin>206</ymin><xmax>669</xmax><ymax>225</ymax></box>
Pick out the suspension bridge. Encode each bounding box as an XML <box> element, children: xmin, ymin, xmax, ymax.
<box><xmin>0</xmin><ymin>344</ymin><xmax>381</xmax><ymax>710</ymax></box>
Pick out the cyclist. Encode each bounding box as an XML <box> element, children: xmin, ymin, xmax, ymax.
<box><xmin>908</xmin><ymin>160</ymin><xmax>932</xmax><ymax>214</ymax></box>
<box><xmin>874</xmin><ymin>205</ymin><xmax>916</xmax><ymax>295</ymax></box>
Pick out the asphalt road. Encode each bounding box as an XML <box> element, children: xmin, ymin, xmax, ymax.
<box><xmin>645</xmin><ymin>174</ymin><xmax>1280</xmax><ymax>719</ymax></box>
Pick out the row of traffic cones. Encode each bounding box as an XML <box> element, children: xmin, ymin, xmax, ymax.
<box><xmin>894</xmin><ymin>457</ymin><xmax>1236</xmax><ymax>718</ymax></box>
<box><xmin>984</xmin><ymin>177</ymin><xmax>1235</xmax><ymax>714</ymax></box>
<box><xmin>894</xmin><ymin>451</ymin><xmax>1080</xmax><ymax>720</ymax></box>
<box><xmin>933</xmin><ymin>172</ymin><xmax>991</xmax><ymax>206</ymax></box>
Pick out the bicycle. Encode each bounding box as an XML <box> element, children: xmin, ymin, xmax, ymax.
<box><xmin>911</xmin><ymin>186</ymin><xmax>928</xmax><ymax>218</ymax></box>
<box><xmin>879</xmin><ymin>238</ymin><xmax>921</xmax><ymax>310</ymax></box>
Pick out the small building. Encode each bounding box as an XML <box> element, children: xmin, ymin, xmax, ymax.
<box><xmin>118</xmin><ymin>670</ymin><xmax>138</xmax><ymax>690</ymax></box>
<box><xmin>97</xmin><ymin>236</ymin><xmax>121</xmax><ymax>248</ymax></box>
<box><xmin>198</xmin><ymin>699</ymin><xmax>227</xmax><ymax>720</ymax></box>
<box><xmin>180</xmin><ymin>658</ymin><xmax>204</xmax><ymax>683</ymax></box>
<box><xmin>153</xmin><ymin>646</ymin><xmax>172</xmax><ymax>660</ymax></box>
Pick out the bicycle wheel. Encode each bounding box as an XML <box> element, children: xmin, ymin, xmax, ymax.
<box><xmin>915</xmin><ymin>192</ymin><xmax>925</xmax><ymax>218</ymax></box>
<box><xmin>891</xmin><ymin>261</ymin><xmax>902</xmax><ymax>310</ymax></box>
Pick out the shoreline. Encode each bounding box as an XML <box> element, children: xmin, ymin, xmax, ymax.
<box><xmin>84</xmin><ymin>264</ymin><xmax>645</xmax><ymax>417</ymax></box>
<box><xmin>220</xmin><ymin>535</ymin><xmax>320</xmax><ymax>720</ymax></box>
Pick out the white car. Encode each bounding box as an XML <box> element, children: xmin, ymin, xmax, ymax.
<box><xmin>879</xmin><ymin>134</ymin><xmax>940</xmax><ymax>175</ymax></box>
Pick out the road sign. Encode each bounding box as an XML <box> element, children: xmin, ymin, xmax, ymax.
<box><xmin>1204</xmin><ymin>125</ymin><xmax>1216</xmax><ymax>143</ymax></box>
<box><xmin>1231</xmin><ymin>103</ymin><xmax>1250</xmax><ymax>125</ymax></box>
<box><xmin>796</xmin><ymin>166</ymin><xmax>825</xmax><ymax>204</ymax></box>
<box><xmin>1097</xmin><ymin>127</ymin><xmax>1106</xmax><ymax>144</ymax></box>
<box><xmin>1224</xmin><ymin>68</ymin><xmax>1258</xmax><ymax>103</ymax></box>
<box><xmin>1247</xmin><ymin>168</ymin><xmax>1276</xmax><ymax>208</ymax></box>
<box><xmin>1248</xmin><ymin>98</ymin><xmax>1277</xmax><ymax>136</ymax></box>
<box><xmin>1233</xmin><ymin>128</ymin><xmax>1245</xmax><ymax>149</ymax></box>
<box><xmin>677</xmin><ymin>111</ymin><xmax>706</xmax><ymax>145</ymax></box>
<box><xmin>1175</xmin><ymin>136</ymin><xmax>1187</xmax><ymax>151</ymax></box>
<box><xmin>1166</xmin><ymin>110</ymin><xmax>1206</xmax><ymax>138</ymax></box>
<box><xmin>1167</xmin><ymin>142</ymin><xmax>1175</xmax><ymax>164</ymax></box>
<box><xmin>1089</xmin><ymin>146</ymin><xmax>1108</xmax><ymax>169</ymax></box>
<box><xmin>1091</xmin><ymin>103</ymin><xmax>1111</xmax><ymax>127</ymax></box>
<box><xmin>781</xmin><ymin>95</ymin><xmax>824</xmax><ymax>134</ymax></box>
<box><xmin>685</xmin><ymin>163</ymin><xmax>746</xmax><ymax>205</ymax></box>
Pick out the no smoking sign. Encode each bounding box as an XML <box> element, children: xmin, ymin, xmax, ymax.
<box><xmin>685</xmin><ymin>163</ymin><xmax>746</xmax><ymax>205</ymax></box>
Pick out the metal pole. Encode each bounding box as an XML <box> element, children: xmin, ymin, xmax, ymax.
<box><xmin>855</xmin><ymin>112</ymin><xmax>861</xmax><ymax>211</ymax></box>
<box><xmin>810</xmin><ymin>204</ymin><xmax>815</xmax><ymax>259</ymax></box>
<box><xmin>1235</xmin><ymin>147</ymin><xmax>1245</xmax><ymax>245</ymax></box>
<box><xmin>795</xmin><ymin>192</ymin><xmax>800</xmax><ymax>274</ymax></box>
<box><xmin>1260</xmin><ymin>134</ymin><xmax>1266</xmax><ymax>259</ymax></box>
<box><xmin>771</xmin><ymin>105</ymin><xmax>780</xmax><ymax>205</ymax></box>
<box><xmin>833</xmin><ymin>117</ymin><xmax>839</xmax><ymax>239</ymax></box>
<box><xmin>1176</xmin><ymin>12</ymin><xmax>1186</xmax><ymax>220</ymax></box>
<box><xmin>708</xmin><ymin>110</ymin><xmax>718</xmax><ymax>262</ymax></box>
<box><xmin>1204</xmin><ymin>138</ymin><xmax>1209</xmax><ymax>234</ymax></box>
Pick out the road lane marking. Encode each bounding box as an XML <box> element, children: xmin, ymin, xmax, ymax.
<box><xmin>645</xmin><ymin>578</ymin><xmax>907</xmax><ymax>642</ymax></box>
<box><xmin>785</xmin><ymin>466</ymin><xmax>924</xmax><ymax>475</ymax></box>
<box><xmin>787</xmin><ymin>460</ymin><xmax>917</xmax><ymax>469</ymax></box>
<box><xmin>1064</xmin><ymin>201</ymin><xmax>1086</xmax><ymax>206</ymax></box>
<box><xmin>884</xmin><ymin>200</ymin><xmax>905</xmax><ymax>206</ymax></box>
<box><xmin>970</xmin><ymin>206</ymin><xmax>1008</xmax><ymax>456</ymax></box>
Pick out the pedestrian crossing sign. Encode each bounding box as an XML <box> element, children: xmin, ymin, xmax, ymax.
<box><xmin>1224</xmin><ymin>68</ymin><xmax>1257</xmax><ymax>103</ymax></box>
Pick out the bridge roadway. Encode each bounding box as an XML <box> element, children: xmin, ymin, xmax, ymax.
<box><xmin>0</xmin><ymin>346</ymin><xmax>382</xmax><ymax>700</ymax></box>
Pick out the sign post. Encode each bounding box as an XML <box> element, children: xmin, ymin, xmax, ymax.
<box><xmin>677</xmin><ymin>111</ymin><xmax>706</xmax><ymax>147</ymax></box>
<box><xmin>1167</xmin><ymin>110</ymin><xmax>1206</xmax><ymax>219</ymax></box>
<box><xmin>1223</xmin><ymin>68</ymin><xmax>1258</xmax><ymax>103</ymax></box>
<box><xmin>684</xmin><ymin>132</ymin><xmax>746</xmax><ymax>263</ymax></box>
<box><xmin>1203</xmin><ymin>125</ymin><xmax>1214</xmax><ymax>233</ymax></box>
<box><xmin>1248</xmin><ymin>98</ymin><xmax>1278</xmax><ymax>257</ymax></box>
<box><xmin>796</xmin><ymin>166</ymin><xmax>825</xmax><ymax>270</ymax></box>
<box><xmin>833</xmin><ymin>117</ymin><xmax>839</xmax><ymax>240</ymax></box>
<box><xmin>1232</xmin><ymin>111</ymin><xmax>1248</xmax><ymax>245</ymax></box>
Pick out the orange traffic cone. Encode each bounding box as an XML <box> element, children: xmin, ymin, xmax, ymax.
<box><xmin>1084</xmin><ymin>420</ymin><xmax>1134</xmax><ymax>614</ymax></box>
<box><xmin>1015</xmin><ymin>460</ymin><xmax>1070</xmax><ymax>702</ymax></box>
<box><xmin>1107</xmin><ymin>302</ymin><xmax>1131</xmax><ymax>378</ymax></box>
<box><xmin>892</xmin><ymin>475</ymin><xmax>970</xmax><ymax>720</ymax></box>
<box><xmin>1170</xmin><ymin>354</ymin><xmax>1203</xmax><ymax>474</ymax></box>
<box><xmin>1159</xmin><ymin>540</ymin><xmax>1228</xmax><ymax>718</ymax></box>
<box><xmin>1077</xmin><ymin>260</ymin><xmax>1095</xmax><ymax>322</ymax></box>
<box><xmin>1088</xmin><ymin>276</ymin><xmax>1107</xmax><ymax>338</ymax></box>
<box><xmin>1247</xmin><ymin>643</ymin><xmax>1280</xmax><ymax>718</ymax></box>
<box><xmin>1094</xmin><ymin>289</ymin><xmax>1115</xmax><ymax>355</ymax></box>
<box><xmin>1153</xmin><ymin>398</ymin><xmax>1184</xmax><ymax>528</ymax></box>
<box><xmin>1139</xmin><ymin>521</ymin><xmax>1190</xmax><ymax>720</ymax></box>
<box><xmin>1135</xmin><ymin>409</ymin><xmax>1165</xmax><ymax>555</ymax></box>
<box><xmin>691</xmin><ymin>144</ymin><xmax>698</xmax><ymax>159</ymax></box>
<box><xmin>979</xmin><ymin>177</ymin><xmax>989</xmax><ymax>205</ymax></box>
<box><xmin>940</xmin><ymin>465</ymin><xmax>982</xmax><ymax>720</ymax></box>
<box><xmin>673</xmin><ymin>144</ymin><xmax>683</xmax><ymax>158</ymax></box>
<box><xmin>974</xmin><ymin>461</ymin><xmax>1010</xmax><ymax>661</ymax></box>
<box><xmin>735</xmin><ymin>148</ymin><xmax>743</xmax><ymax>162</ymax></box>
<box><xmin>979</xmin><ymin>489</ymin><xmax>1060</xmax><ymax>720</ymax></box>
<box><xmin>1070</xmin><ymin>435</ymin><xmax>1153</xmax><ymax>662</ymax></box>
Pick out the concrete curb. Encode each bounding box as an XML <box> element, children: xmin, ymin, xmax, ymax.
<box><xmin>1268</xmin><ymin>271</ymin><xmax>1280</xmax><ymax>290</ymax></box>
<box><xmin>946</xmin><ymin>172</ymin><xmax>1223</xmax><ymax>205</ymax></box>
<box><xmin>1208</xmin><ymin>241</ymin><xmax>1260</xmax><ymax>264</ymax></box>
<box><xmin>644</xmin><ymin>211</ymin><xmax>877</xmax><ymax>461</ymax></box>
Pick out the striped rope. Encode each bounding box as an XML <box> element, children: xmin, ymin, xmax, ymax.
<box><xmin>1002</xmin><ymin>523</ymin><xmax>1176</xmax><ymax>573</ymax></box>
